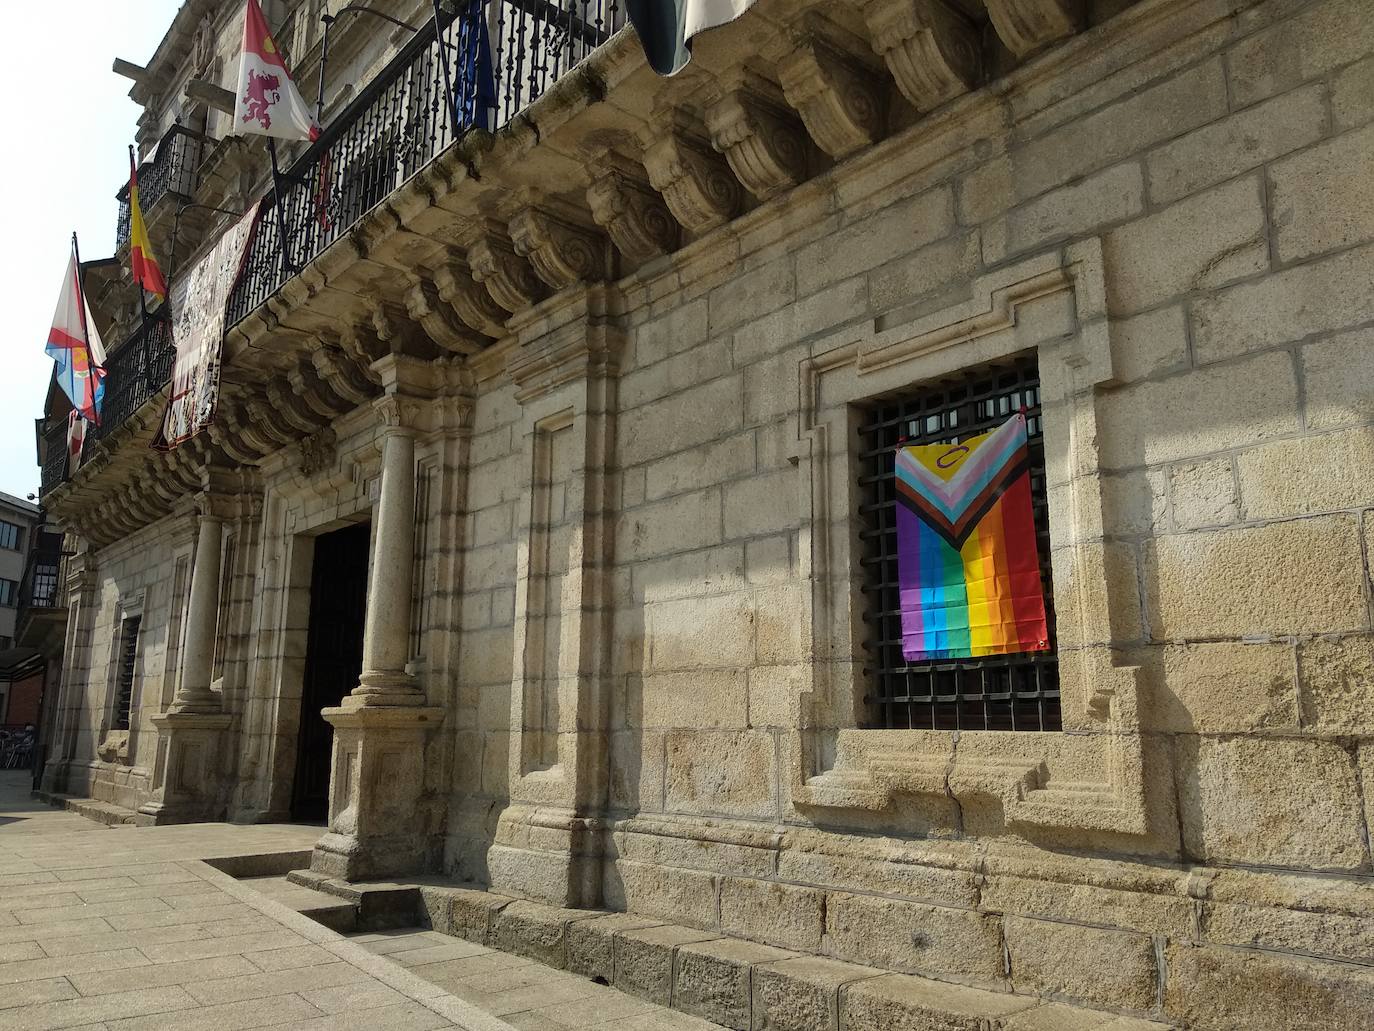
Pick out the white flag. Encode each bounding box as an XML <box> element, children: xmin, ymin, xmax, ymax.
<box><xmin>232</xmin><ymin>0</ymin><xmax>320</xmax><ymax>143</ymax></box>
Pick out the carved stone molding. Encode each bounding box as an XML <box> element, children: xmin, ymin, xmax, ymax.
<box><xmin>509</xmin><ymin>204</ymin><xmax>610</xmax><ymax>292</ymax></box>
<box><xmin>778</xmin><ymin>31</ymin><xmax>887</xmax><ymax>160</ymax></box>
<box><xmin>298</xmin><ymin>427</ymin><xmax>338</xmax><ymax>477</ymax></box>
<box><xmin>464</xmin><ymin>219</ymin><xmax>547</xmax><ymax>314</ymax></box>
<box><xmin>985</xmin><ymin>0</ymin><xmax>1081</xmax><ymax>58</ymax></box>
<box><xmin>585</xmin><ymin>150</ymin><xmax>680</xmax><ymax>262</ymax></box>
<box><xmin>371</xmin><ymin>394</ymin><xmax>428</xmax><ymax>437</ymax></box>
<box><xmin>705</xmin><ymin>78</ymin><xmax>811</xmax><ymax>201</ymax></box>
<box><xmin>864</xmin><ymin>0</ymin><xmax>981</xmax><ymax>113</ymax></box>
<box><xmin>433</xmin><ymin>252</ymin><xmax>508</xmax><ymax>339</ymax></box>
<box><xmin>404</xmin><ymin>277</ymin><xmax>484</xmax><ymax>356</ymax></box>
<box><xmin>640</xmin><ymin>116</ymin><xmax>742</xmax><ymax>235</ymax></box>
<box><xmin>207</xmin><ymin>422</ymin><xmax>262</xmax><ymax>466</ymax></box>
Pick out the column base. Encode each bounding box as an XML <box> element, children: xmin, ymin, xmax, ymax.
<box><xmin>310</xmin><ymin>703</ymin><xmax>444</xmax><ymax>881</ymax></box>
<box><xmin>487</xmin><ymin>804</ymin><xmax>605</xmax><ymax>908</ymax></box>
<box><xmin>137</xmin><ymin>711</ymin><xmax>233</xmax><ymax>826</ymax></box>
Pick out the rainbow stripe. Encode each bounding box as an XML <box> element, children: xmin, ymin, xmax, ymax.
<box><xmin>895</xmin><ymin>415</ymin><xmax>1050</xmax><ymax>661</ymax></box>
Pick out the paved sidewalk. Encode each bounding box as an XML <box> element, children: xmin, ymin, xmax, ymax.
<box><xmin>0</xmin><ymin>773</ymin><xmax>726</xmax><ymax>1031</ymax></box>
<box><xmin>0</xmin><ymin>771</ymin><xmax>513</xmax><ymax>1030</ymax></box>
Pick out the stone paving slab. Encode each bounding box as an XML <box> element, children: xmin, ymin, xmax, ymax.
<box><xmin>350</xmin><ymin>929</ymin><xmax>727</xmax><ymax>1031</ymax></box>
<box><xmin>0</xmin><ymin>773</ymin><xmax>516</xmax><ymax>1031</ymax></box>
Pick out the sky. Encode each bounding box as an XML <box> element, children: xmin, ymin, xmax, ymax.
<box><xmin>0</xmin><ymin>1</ymin><xmax>184</xmax><ymax>499</ymax></box>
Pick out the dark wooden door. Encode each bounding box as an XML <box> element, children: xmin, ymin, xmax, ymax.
<box><xmin>291</xmin><ymin>522</ymin><xmax>371</xmax><ymax>822</ymax></box>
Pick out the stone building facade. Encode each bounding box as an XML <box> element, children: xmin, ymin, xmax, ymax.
<box><xmin>34</xmin><ymin>0</ymin><xmax>1374</xmax><ymax>1027</ymax></box>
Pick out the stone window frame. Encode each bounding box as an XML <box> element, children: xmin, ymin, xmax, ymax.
<box><xmin>788</xmin><ymin>239</ymin><xmax>1150</xmax><ymax>836</ymax></box>
<box><xmin>99</xmin><ymin>591</ymin><xmax>146</xmax><ymax>764</ymax></box>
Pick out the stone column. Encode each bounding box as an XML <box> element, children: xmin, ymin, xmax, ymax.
<box><xmin>354</xmin><ymin>421</ymin><xmax>422</xmax><ymax>703</ymax></box>
<box><xmin>139</xmin><ymin>503</ymin><xmax>233</xmax><ymax>825</ymax></box>
<box><xmin>312</xmin><ymin>356</ymin><xmax>446</xmax><ymax>881</ymax></box>
<box><xmin>40</xmin><ymin>552</ymin><xmax>98</xmax><ymax>796</ymax></box>
<box><xmin>170</xmin><ymin>513</ymin><xmax>224</xmax><ymax>712</ymax></box>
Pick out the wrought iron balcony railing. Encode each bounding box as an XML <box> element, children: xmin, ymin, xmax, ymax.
<box><xmin>228</xmin><ymin>0</ymin><xmax>625</xmax><ymax>325</ymax></box>
<box><xmin>38</xmin><ymin>316</ymin><xmax>176</xmax><ymax>497</ymax></box>
<box><xmin>39</xmin><ymin>421</ymin><xmax>68</xmax><ymax>497</ymax></box>
<box><xmin>93</xmin><ymin>316</ymin><xmax>177</xmax><ymax>444</ymax></box>
<box><xmin>116</xmin><ymin>126</ymin><xmax>203</xmax><ymax>249</ymax></box>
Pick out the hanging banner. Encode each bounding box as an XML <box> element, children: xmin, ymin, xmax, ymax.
<box><xmin>153</xmin><ymin>201</ymin><xmax>262</xmax><ymax>451</ymax></box>
<box><xmin>894</xmin><ymin>413</ymin><xmax>1051</xmax><ymax>662</ymax></box>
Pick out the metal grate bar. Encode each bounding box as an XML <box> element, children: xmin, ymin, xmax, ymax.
<box><xmin>855</xmin><ymin>355</ymin><xmax>1060</xmax><ymax>732</ymax></box>
<box><xmin>113</xmin><ymin>616</ymin><xmax>142</xmax><ymax>732</ymax></box>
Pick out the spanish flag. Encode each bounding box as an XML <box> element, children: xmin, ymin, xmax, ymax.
<box><xmin>128</xmin><ymin>148</ymin><xmax>168</xmax><ymax>302</ymax></box>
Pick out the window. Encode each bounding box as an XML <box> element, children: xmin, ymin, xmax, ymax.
<box><xmin>0</xmin><ymin>579</ymin><xmax>17</xmax><ymax>607</ymax></box>
<box><xmin>30</xmin><ymin>564</ymin><xmax>59</xmax><ymax>608</ymax></box>
<box><xmin>0</xmin><ymin>521</ymin><xmax>19</xmax><ymax>551</ymax></box>
<box><xmin>113</xmin><ymin>616</ymin><xmax>142</xmax><ymax>732</ymax></box>
<box><xmin>856</xmin><ymin>355</ymin><xmax>1060</xmax><ymax>732</ymax></box>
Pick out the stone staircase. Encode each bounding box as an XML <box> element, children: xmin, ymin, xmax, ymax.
<box><xmin>269</xmin><ymin>873</ymin><xmax>1178</xmax><ymax>1031</ymax></box>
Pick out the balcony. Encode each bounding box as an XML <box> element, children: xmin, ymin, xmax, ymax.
<box><xmin>116</xmin><ymin>125</ymin><xmax>203</xmax><ymax>250</ymax></box>
<box><xmin>38</xmin><ymin>315</ymin><xmax>175</xmax><ymax>496</ymax></box>
<box><xmin>45</xmin><ymin>1</ymin><xmax>623</xmax><ymax>499</ymax></box>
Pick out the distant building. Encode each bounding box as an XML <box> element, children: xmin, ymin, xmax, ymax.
<box><xmin>29</xmin><ymin>1</ymin><xmax>1374</xmax><ymax>1028</ymax></box>
<box><xmin>0</xmin><ymin>491</ymin><xmax>39</xmax><ymax>652</ymax></box>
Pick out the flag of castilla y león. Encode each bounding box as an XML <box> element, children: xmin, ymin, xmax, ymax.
<box><xmin>232</xmin><ymin>0</ymin><xmax>320</xmax><ymax>143</ymax></box>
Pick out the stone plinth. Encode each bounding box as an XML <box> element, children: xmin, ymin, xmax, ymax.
<box><xmin>135</xmin><ymin>710</ymin><xmax>233</xmax><ymax>825</ymax></box>
<box><xmin>310</xmin><ymin>702</ymin><xmax>444</xmax><ymax>881</ymax></box>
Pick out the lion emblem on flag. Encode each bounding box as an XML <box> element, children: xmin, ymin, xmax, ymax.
<box><xmin>242</xmin><ymin>70</ymin><xmax>282</xmax><ymax>130</ymax></box>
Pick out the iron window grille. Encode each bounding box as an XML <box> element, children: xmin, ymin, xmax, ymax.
<box><xmin>855</xmin><ymin>355</ymin><xmax>1060</xmax><ymax>732</ymax></box>
<box><xmin>113</xmin><ymin>616</ymin><xmax>142</xmax><ymax>732</ymax></box>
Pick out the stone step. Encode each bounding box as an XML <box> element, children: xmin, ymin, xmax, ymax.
<box><xmin>313</xmin><ymin>879</ymin><xmax>1180</xmax><ymax>1031</ymax></box>
<box><xmin>286</xmin><ymin>867</ymin><xmax>424</xmax><ymax>929</ymax></box>
<box><xmin>33</xmin><ymin>790</ymin><xmax>137</xmax><ymax>826</ymax></box>
<box><xmin>238</xmin><ymin>874</ymin><xmax>359</xmax><ymax>933</ymax></box>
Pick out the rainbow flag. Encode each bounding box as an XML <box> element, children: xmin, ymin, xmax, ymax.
<box><xmin>894</xmin><ymin>413</ymin><xmax>1050</xmax><ymax>661</ymax></box>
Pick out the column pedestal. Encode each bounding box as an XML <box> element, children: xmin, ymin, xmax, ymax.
<box><xmin>310</xmin><ymin>702</ymin><xmax>444</xmax><ymax>880</ymax></box>
<box><xmin>135</xmin><ymin>711</ymin><xmax>233</xmax><ymax>825</ymax></box>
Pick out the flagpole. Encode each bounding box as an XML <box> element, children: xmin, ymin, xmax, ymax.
<box><xmin>432</xmin><ymin>0</ymin><xmax>462</xmax><ymax>141</ymax></box>
<box><xmin>70</xmin><ymin>231</ymin><xmax>100</xmax><ymax>429</ymax></box>
<box><xmin>128</xmin><ymin>146</ymin><xmax>151</xmax><ymax>328</ymax></box>
<box><xmin>267</xmin><ymin>139</ymin><xmax>295</xmax><ymax>277</ymax></box>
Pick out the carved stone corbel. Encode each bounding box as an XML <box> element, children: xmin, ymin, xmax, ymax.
<box><xmin>778</xmin><ymin>29</ymin><xmax>888</xmax><ymax>160</ymax></box>
<box><xmin>207</xmin><ymin>421</ymin><xmax>264</xmax><ymax>466</ymax></box>
<box><xmin>404</xmin><ymin>277</ymin><xmax>484</xmax><ymax>356</ymax></box>
<box><xmin>586</xmin><ymin>150</ymin><xmax>680</xmax><ymax>262</ymax></box>
<box><xmin>288</xmin><ymin>360</ymin><xmax>354</xmax><ymax>419</ymax></box>
<box><xmin>339</xmin><ymin>323</ymin><xmax>386</xmax><ymax>374</ymax></box>
<box><xmin>433</xmin><ymin>252</ymin><xmax>507</xmax><ymax>339</ymax></box>
<box><xmin>313</xmin><ymin>346</ymin><xmax>379</xmax><ymax>407</ymax></box>
<box><xmin>244</xmin><ymin>397</ymin><xmax>299</xmax><ymax>448</ymax></box>
<box><xmin>705</xmin><ymin>76</ymin><xmax>811</xmax><ymax>201</ymax></box>
<box><xmin>464</xmin><ymin>218</ymin><xmax>547</xmax><ymax>314</ymax></box>
<box><xmin>984</xmin><ymin>0</ymin><xmax>1081</xmax><ymax>58</ymax></box>
<box><xmin>222</xmin><ymin>404</ymin><xmax>280</xmax><ymax>457</ymax></box>
<box><xmin>265</xmin><ymin>377</ymin><xmax>326</xmax><ymax>435</ymax></box>
<box><xmin>639</xmin><ymin>114</ymin><xmax>742</xmax><ymax>235</ymax></box>
<box><xmin>864</xmin><ymin>0</ymin><xmax>981</xmax><ymax>113</ymax></box>
<box><xmin>508</xmin><ymin>202</ymin><xmax>610</xmax><ymax>292</ymax></box>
